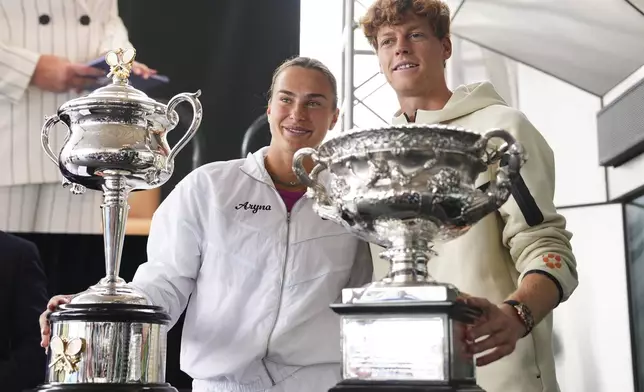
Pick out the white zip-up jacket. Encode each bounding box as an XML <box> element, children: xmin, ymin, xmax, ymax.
<box><xmin>130</xmin><ymin>147</ymin><xmax>374</xmax><ymax>392</ymax></box>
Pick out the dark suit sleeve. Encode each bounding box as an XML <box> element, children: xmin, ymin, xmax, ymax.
<box><xmin>0</xmin><ymin>239</ymin><xmax>49</xmax><ymax>391</ymax></box>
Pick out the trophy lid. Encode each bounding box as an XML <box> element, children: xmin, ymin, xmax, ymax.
<box><xmin>58</xmin><ymin>48</ymin><xmax>164</xmax><ymax>113</ymax></box>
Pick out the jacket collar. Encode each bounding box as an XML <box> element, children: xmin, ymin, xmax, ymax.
<box><xmin>393</xmin><ymin>110</ymin><xmax>412</xmax><ymax>124</ymax></box>
<box><xmin>240</xmin><ymin>146</ymin><xmax>273</xmax><ymax>185</ymax></box>
<box><xmin>240</xmin><ymin>146</ymin><xmax>326</xmax><ymax>193</ymax></box>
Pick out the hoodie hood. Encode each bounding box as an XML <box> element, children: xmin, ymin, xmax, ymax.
<box><xmin>393</xmin><ymin>81</ymin><xmax>508</xmax><ymax>125</ymax></box>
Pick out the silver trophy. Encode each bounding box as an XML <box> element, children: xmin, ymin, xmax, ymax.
<box><xmin>36</xmin><ymin>48</ymin><xmax>202</xmax><ymax>392</ymax></box>
<box><xmin>292</xmin><ymin>124</ymin><xmax>526</xmax><ymax>392</ymax></box>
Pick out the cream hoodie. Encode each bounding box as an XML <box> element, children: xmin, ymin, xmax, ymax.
<box><xmin>371</xmin><ymin>82</ymin><xmax>578</xmax><ymax>392</ymax></box>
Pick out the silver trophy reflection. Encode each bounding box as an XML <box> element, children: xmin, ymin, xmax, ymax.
<box><xmin>293</xmin><ymin>124</ymin><xmax>526</xmax><ymax>392</ymax></box>
<box><xmin>36</xmin><ymin>48</ymin><xmax>202</xmax><ymax>392</ymax></box>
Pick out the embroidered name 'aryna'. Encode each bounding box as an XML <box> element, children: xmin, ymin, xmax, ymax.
<box><xmin>235</xmin><ymin>202</ymin><xmax>272</xmax><ymax>214</ymax></box>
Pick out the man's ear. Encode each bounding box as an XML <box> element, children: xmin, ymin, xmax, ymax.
<box><xmin>329</xmin><ymin>107</ymin><xmax>340</xmax><ymax>130</ymax></box>
<box><xmin>442</xmin><ymin>36</ymin><xmax>452</xmax><ymax>61</ymax></box>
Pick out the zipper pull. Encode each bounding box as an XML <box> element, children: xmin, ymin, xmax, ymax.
<box><xmin>287</xmin><ymin>212</ymin><xmax>291</xmax><ymax>223</ymax></box>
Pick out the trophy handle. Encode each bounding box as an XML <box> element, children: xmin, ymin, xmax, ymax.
<box><xmin>165</xmin><ymin>90</ymin><xmax>203</xmax><ymax>166</ymax></box>
<box><xmin>41</xmin><ymin>115</ymin><xmax>87</xmax><ymax>194</ymax></box>
<box><xmin>41</xmin><ymin>115</ymin><xmax>63</xmax><ymax>164</ymax></box>
<box><xmin>462</xmin><ymin>129</ymin><xmax>526</xmax><ymax>222</ymax></box>
<box><xmin>480</xmin><ymin>128</ymin><xmax>526</xmax><ymax>168</ymax></box>
<box><xmin>293</xmin><ymin>147</ymin><xmax>321</xmax><ymax>187</ymax></box>
<box><xmin>292</xmin><ymin>147</ymin><xmax>339</xmax><ymax>219</ymax></box>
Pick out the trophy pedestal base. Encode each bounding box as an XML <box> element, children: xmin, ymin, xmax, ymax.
<box><xmin>329</xmin><ymin>381</ymin><xmax>485</xmax><ymax>392</ymax></box>
<box><xmin>331</xmin><ymin>284</ymin><xmax>485</xmax><ymax>392</ymax></box>
<box><xmin>45</xmin><ymin>304</ymin><xmax>173</xmax><ymax>388</ymax></box>
<box><xmin>35</xmin><ymin>383</ymin><xmax>177</xmax><ymax>392</ymax></box>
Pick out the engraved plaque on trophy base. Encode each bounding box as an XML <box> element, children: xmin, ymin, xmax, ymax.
<box><xmin>328</xmin><ymin>284</ymin><xmax>485</xmax><ymax>392</ymax></box>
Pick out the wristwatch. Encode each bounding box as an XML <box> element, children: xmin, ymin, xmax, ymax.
<box><xmin>503</xmin><ymin>300</ymin><xmax>535</xmax><ymax>337</ymax></box>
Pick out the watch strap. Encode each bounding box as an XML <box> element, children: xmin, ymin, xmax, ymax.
<box><xmin>503</xmin><ymin>300</ymin><xmax>535</xmax><ymax>337</ymax></box>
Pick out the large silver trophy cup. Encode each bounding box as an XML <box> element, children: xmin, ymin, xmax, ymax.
<box><xmin>36</xmin><ymin>48</ymin><xmax>202</xmax><ymax>392</ymax></box>
<box><xmin>293</xmin><ymin>124</ymin><xmax>526</xmax><ymax>392</ymax></box>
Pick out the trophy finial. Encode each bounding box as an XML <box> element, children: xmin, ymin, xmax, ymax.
<box><xmin>105</xmin><ymin>48</ymin><xmax>137</xmax><ymax>83</ymax></box>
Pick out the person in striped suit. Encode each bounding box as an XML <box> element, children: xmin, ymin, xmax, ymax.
<box><xmin>0</xmin><ymin>0</ymin><xmax>155</xmax><ymax>234</ymax></box>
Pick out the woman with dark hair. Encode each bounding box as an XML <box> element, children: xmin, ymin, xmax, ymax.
<box><xmin>40</xmin><ymin>57</ymin><xmax>373</xmax><ymax>392</ymax></box>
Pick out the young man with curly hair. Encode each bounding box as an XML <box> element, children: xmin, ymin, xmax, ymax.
<box><xmin>360</xmin><ymin>1</ymin><xmax>579</xmax><ymax>391</ymax></box>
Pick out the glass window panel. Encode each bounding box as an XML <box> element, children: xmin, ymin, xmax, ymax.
<box><xmin>360</xmin><ymin>83</ymin><xmax>399</xmax><ymax>121</ymax></box>
<box><xmin>461</xmin><ymin>64</ymin><xmax>488</xmax><ymax>85</ymax></box>
<box><xmin>353</xmin><ymin>54</ymin><xmax>380</xmax><ymax>90</ymax></box>
<box><xmin>354</xmin><ymin>72</ymin><xmax>386</xmax><ymax>100</ymax></box>
<box><xmin>625</xmin><ymin>195</ymin><xmax>644</xmax><ymax>391</ymax></box>
<box><xmin>353</xmin><ymin>100</ymin><xmax>389</xmax><ymax>129</ymax></box>
<box><xmin>354</xmin><ymin>27</ymin><xmax>374</xmax><ymax>52</ymax></box>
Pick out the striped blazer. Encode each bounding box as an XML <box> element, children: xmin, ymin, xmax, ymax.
<box><xmin>0</xmin><ymin>0</ymin><xmax>132</xmax><ymax>187</ymax></box>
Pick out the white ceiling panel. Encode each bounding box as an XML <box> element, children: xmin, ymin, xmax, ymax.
<box><xmin>451</xmin><ymin>0</ymin><xmax>644</xmax><ymax>96</ymax></box>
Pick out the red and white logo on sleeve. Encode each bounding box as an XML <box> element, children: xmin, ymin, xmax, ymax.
<box><xmin>542</xmin><ymin>253</ymin><xmax>562</xmax><ymax>269</ymax></box>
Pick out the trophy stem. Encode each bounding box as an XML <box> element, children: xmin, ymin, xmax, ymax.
<box><xmin>380</xmin><ymin>239</ymin><xmax>437</xmax><ymax>284</ymax></box>
<box><xmin>100</xmin><ymin>171</ymin><xmax>132</xmax><ymax>286</ymax></box>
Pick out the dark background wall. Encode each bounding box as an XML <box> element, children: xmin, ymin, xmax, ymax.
<box><xmin>21</xmin><ymin>1</ymin><xmax>300</xmax><ymax>390</ymax></box>
<box><xmin>118</xmin><ymin>0</ymin><xmax>297</xmax><ymax>198</ymax></box>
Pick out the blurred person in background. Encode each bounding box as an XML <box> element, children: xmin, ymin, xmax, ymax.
<box><xmin>0</xmin><ymin>0</ymin><xmax>157</xmax><ymax>235</ymax></box>
<box><xmin>0</xmin><ymin>230</ymin><xmax>49</xmax><ymax>392</ymax></box>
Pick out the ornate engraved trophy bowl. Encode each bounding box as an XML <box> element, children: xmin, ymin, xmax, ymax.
<box><xmin>36</xmin><ymin>48</ymin><xmax>202</xmax><ymax>392</ymax></box>
<box><xmin>293</xmin><ymin>124</ymin><xmax>527</xmax><ymax>392</ymax></box>
<box><xmin>42</xmin><ymin>74</ymin><xmax>200</xmax><ymax>193</ymax></box>
<box><xmin>294</xmin><ymin>124</ymin><xmax>525</xmax><ymax>253</ymax></box>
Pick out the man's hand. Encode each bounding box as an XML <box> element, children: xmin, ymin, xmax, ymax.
<box><xmin>460</xmin><ymin>296</ymin><xmax>527</xmax><ymax>367</ymax></box>
<box><xmin>38</xmin><ymin>294</ymin><xmax>72</xmax><ymax>349</ymax></box>
<box><xmin>31</xmin><ymin>55</ymin><xmax>104</xmax><ymax>93</ymax></box>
